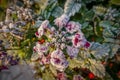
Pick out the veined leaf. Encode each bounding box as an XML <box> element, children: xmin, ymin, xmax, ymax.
<box><xmin>49</xmin><ymin>64</ymin><xmax>57</xmax><ymax>76</ymax></box>
<box><xmin>107</xmin><ymin>43</ymin><xmax>119</xmax><ymax>58</ymax></box>
<box><xmin>103</xmin><ymin>29</ymin><xmax>114</xmax><ymax>38</ymax></box>
<box><xmin>64</xmin><ymin>0</ymin><xmax>81</xmax><ymax>17</ymax></box>
<box><xmin>68</xmin><ymin>58</ymin><xmax>83</xmax><ymax>69</ymax></box>
<box><xmin>88</xmin><ymin>59</ymin><xmax>105</xmax><ymax>78</ymax></box>
<box><xmin>52</xmin><ymin>6</ymin><xmax>63</xmax><ymax>18</ymax></box>
<box><xmin>90</xmin><ymin>42</ymin><xmax>110</xmax><ymax>59</ymax></box>
<box><xmin>42</xmin><ymin>70</ymin><xmax>56</xmax><ymax>80</ymax></box>
<box><xmin>99</xmin><ymin>21</ymin><xmax>112</xmax><ymax>28</ymax></box>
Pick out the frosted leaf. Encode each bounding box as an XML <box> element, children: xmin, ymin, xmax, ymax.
<box><xmin>88</xmin><ymin>59</ymin><xmax>105</xmax><ymax>78</ymax></box>
<box><xmin>99</xmin><ymin>21</ymin><xmax>112</xmax><ymax>28</ymax></box>
<box><xmin>31</xmin><ymin>53</ymin><xmax>40</xmax><ymax>61</ymax></box>
<box><xmin>108</xmin><ymin>44</ymin><xmax>120</xmax><ymax>58</ymax></box>
<box><xmin>64</xmin><ymin>0</ymin><xmax>81</xmax><ymax>17</ymax></box>
<box><xmin>90</xmin><ymin>42</ymin><xmax>110</xmax><ymax>59</ymax></box>
<box><xmin>103</xmin><ymin>29</ymin><xmax>114</xmax><ymax>38</ymax></box>
<box><xmin>68</xmin><ymin>58</ymin><xmax>83</xmax><ymax>69</ymax></box>
<box><xmin>52</xmin><ymin>6</ymin><xmax>63</xmax><ymax>18</ymax></box>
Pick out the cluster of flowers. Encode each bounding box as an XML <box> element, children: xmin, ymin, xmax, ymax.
<box><xmin>0</xmin><ymin>20</ymin><xmax>26</xmax><ymax>39</ymax></box>
<box><xmin>5</xmin><ymin>0</ymin><xmax>35</xmax><ymax>22</ymax></box>
<box><xmin>0</xmin><ymin>51</ymin><xmax>20</xmax><ymax>71</ymax></box>
<box><xmin>31</xmin><ymin>14</ymin><xmax>91</xmax><ymax>79</ymax></box>
<box><xmin>0</xmin><ymin>0</ymin><xmax>35</xmax><ymax>39</ymax></box>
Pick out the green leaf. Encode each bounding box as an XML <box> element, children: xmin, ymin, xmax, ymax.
<box><xmin>68</xmin><ymin>58</ymin><xmax>83</xmax><ymax>69</ymax></box>
<box><xmin>99</xmin><ymin>21</ymin><xmax>112</xmax><ymax>28</ymax></box>
<box><xmin>52</xmin><ymin>6</ymin><xmax>63</xmax><ymax>18</ymax></box>
<box><xmin>103</xmin><ymin>29</ymin><xmax>114</xmax><ymax>38</ymax></box>
<box><xmin>64</xmin><ymin>0</ymin><xmax>81</xmax><ymax>16</ymax></box>
<box><xmin>81</xmin><ymin>22</ymin><xmax>89</xmax><ymax>29</ymax></box>
<box><xmin>93</xmin><ymin>6</ymin><xmax>107</xmax><ymax>16</ymax></box>
<box><xmin>49</xmin><ymin>64</ymin><xmax>57</xmax><ymax>76</ymax></box>
<box><xmin>110</xmin><ymin>0</ymin><xmax>120</xmax><ymax>5</ymax></box>
<box><xmin>15</xmin><ymin>50</ymin><xmax>26</xmax><ymax>59</ymax></box>
<box><xmin>103</xmin><ymin>72</ymin><xmax>113</xmax><ymax>80</ymax></box>
<box><xmin>84</xmin><ymin>10</ymin><xmax>94</xmax><ymax>21</ymax></box>
<box><xmin>88</xmin><ymin>59</ymin><xmax>105</xmax><ymax>78</ymax></box>
<box><xmin>108</xmin><ymin>43</ymin><xmax>119</xmax><ymax>58</ymax></box>
<box><xmin>21</xmin><ymin>39</ymin><xmax>30</xmax><ymax>47</ymax></box>
<box><xmin>68</xmin><ymin>57</ymin><xmax>105</xmax><ymax>78</ymax></box>
<box><xmin>90</xmin><ymin>42</ymin><xmax>110</xmax><ymax>59</ymax></box>
<box><xmin>42</xmin><ymin>70</ymin><xmax>56</xmax><ymax>80</ymax></box>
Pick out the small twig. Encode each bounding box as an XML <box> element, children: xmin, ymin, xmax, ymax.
<box><xmin>92</xmin><ymin>15</ymin><xmax>99</xmax><ymax>36</ymax></box>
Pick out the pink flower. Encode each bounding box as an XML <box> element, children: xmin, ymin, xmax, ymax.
<box><xmin>72</xmin><ymin>32</ymin><xmax>86</xmax><ymax>48</ymax></box>
<box><xmin>35</xmin><ymin>28</ymin><xmax>44</xmax><ymax>38</ymax></box>
<box><xmin>84</xmin><ymin>41</ymin><xmax>91</xmax><ymax>48</ymax></box>
<box><xmin>66</xmin><ymin>21</ymin><xmax>81</xmax><ymax>34</ymax></box>
<box><xmin>51</xmin><ymin>49</ymin><xmax>65</xmax><ymax>58</ymax></box>
<box><xmin>50</xmin><ymin>49</ymin><xmax>68</xmax><ymax>71</ymax></box>
<box><xmin>72</xmin><ymin>33</ymin><xmax>91</xmax><ymax>48</ymax></box>
<box><xmin>57</xmin><ymin>72</ymin><xmax>67</xmax><ymax>80</ymax></box>
<box><xmin>67</xmin><ymin>46</ymin><xmax>79</xmax><ymax>58</ymax></box>
<box><xmin>41</xmin><ymin>55</ymin><xmax>50</xmax><ymax>65</ymax></box>
<box><xmin>40</xmin><ymin>20</ymin><xmax>49</xmax><ymax>28</ymax></box>
<box><xmin>35</xmin><ymin>20</ymin><xmax>49</xmax><ymax>38</ymax></box>
<box><xmin>33</xmin><ymin>42</ymin><xmax>48</xmax><ymax>58</ymax></box>
<box><xmin>54</xmin><ymin>14</ymin><xmax>69</xmax><ymax>27</ymax></box>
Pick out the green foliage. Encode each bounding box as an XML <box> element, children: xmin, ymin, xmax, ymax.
<box><xmin>42</xmin><ymin>70</ymin><xmax>56</xmax><ymax>80</ymax></box>
<box><xmin>110</xmin><ymin>0</ymin><xmax>120</xmax><ymax>5</ymax></box>
<box><xmin>0</xmin><ymin>0</ymin><xmax>9</xmax><ymax>21</ymax></box>
<box><xmin>0</xmin><ymin>0</ymin><xmax>120</xmax><ymax>79</ymax></box>
<box><xmin>49</xmin><ymin>64</ymin><xmax>57</xmax><ymax>76</ymax></box>
<box><xmin>90</xmin><ymin>42</ymin><xmax>110</xmax><ymax>59</ymax></box>
<box><xmin>68</xmin><ymin>58</ymin><xmax>83</xmax><ymax>69</ymax></box>
<box><xmin>68</xmin><ymin>52</ymin><xmax>106</xmax><ymax>78</ymax></box>
<box><xmin>64</xmin><ymin>0</ymin><xmax>81</xmax><ymax>17</ymax></box>
<box><xmin>51</xmin><ymin>6</ymin><xmax>63</xmax><ymax>18</ymax></box>
<box><xmin>87</xmin><ymin>59</ymin><xmax>105</xmax><ymax>78</ymax></box>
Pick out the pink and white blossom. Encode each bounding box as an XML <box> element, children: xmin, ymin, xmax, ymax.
<box><xmin>54</xmin><ymin>14</ymin><xmax>69</xmax><ymax>27</ymax></box>
<box><xmin>35</xmin><ymin>28</ymin><xmax>44</xmax><ymax>38</ymax></box>
<box><xmin>50</xmin><ymin>49</ymin><xmax>68</xmax><ymax>71</ymax></box>
<box><xmin>57</xmin><ymin>72</ymin><xmax>67</xmax><ymax>80</ymax></box>
<box><xmin>41</xmin><ymin>55</ymin><xmax>50</xmax><ymax>65</ymax></box>
<box><xmin>72</xmin><ymin>32</ymin><xmax>85</xmax><ymax>48</ymax></box>
<box><xmin>67</xmin><ymin>46</ymin><xmax>79</xmax><ymax>58</ymax></box>
<box><xmin>33</xmin><ymin>42</ymin><xmax>48</xmax><ymax>58</ymax></box>
<box><xmin>66</xmin><ymin>21</ymin><xmax>81</xmax><ymax>34</ymax></box>
<box><xmin>35</xmin><ymin>20</ymin><xmax>49</xmax><ymax>38</ymax></box>
<box><xmin>72</xmin><ymin>33</ymin><xmax>91</xmax><ymax>48</ymax></box>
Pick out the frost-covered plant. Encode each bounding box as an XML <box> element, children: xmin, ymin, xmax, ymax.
<box><xmin>0</xmin><ymin>0</ymin><xmax>120</xmax><ymax>79</ymax></box>
<box><xmin>31</xmin><ymin>17</ymin><xmax>111</xmax><ymax>79</ymax></box>
<box><xmin>30</xmin><ymin>0</ymin><xmax>120</xmax><ymax>79</ymax></box>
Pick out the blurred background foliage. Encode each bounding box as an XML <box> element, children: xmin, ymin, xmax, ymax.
<box><xmin>0</xmin><ymin>0</ymin><xmax>8</xmax><ymax>20</ymax></box>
